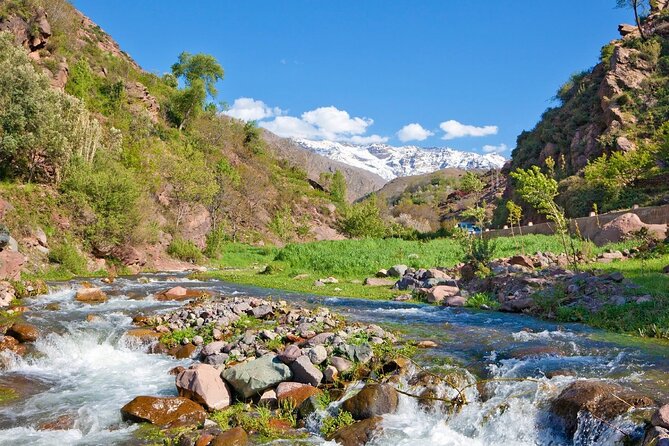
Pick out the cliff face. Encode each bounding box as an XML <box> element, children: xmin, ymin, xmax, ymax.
<box><xmin>505</xmin><ymin>2</ymin><xmax>669</xmax><ymax>220</ymax></box>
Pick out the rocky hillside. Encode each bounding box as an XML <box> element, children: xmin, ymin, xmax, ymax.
<box><xmin>262</xmin><ymin>131</ymin><xmax>386</xmax><ymax>201</ymax></box>
<box><xmin>0</xmin><ymin>0</ymin><xmax>347</xmax><ymax>280</ymax></box>
<box><xmin>506</xmin><ymin>1</ymin><xmax>669</xmax><ymax>219</ymax></box>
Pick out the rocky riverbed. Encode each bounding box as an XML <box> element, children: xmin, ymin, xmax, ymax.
<box><xmin>0</xmin><ymin>274</ymin><xmax>669</xmax><ymax>445</ymax></box>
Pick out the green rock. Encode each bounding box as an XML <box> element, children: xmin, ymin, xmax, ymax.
<box><xmin>221</xmin><ymin>354</ymin><xmax>292</xmax><ymax>399</ymax></box>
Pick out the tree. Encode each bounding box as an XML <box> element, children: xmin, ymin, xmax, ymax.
<box><xmin>459</xmin><ymin>172</ymin><xmax>485</xmax><ymax>197</ymax></box>
<box><xmin>616</xmin><ymin>0</ymin><xmax>650</xmax><ymax>40</ymax></box>
<box><xmin>506</xmin><ymin>200</ymin><xmax>524</xmax><ymax>254</ymax></box>
<box><xmin>330</xmin><ymin>170</ymin><xmax>347</xmax><ymax>203</ymax></box>
<box><xmin>510</xmin><ymin>165</ymin><xmax>575</xmax><ymax>265</ymax></box>
<box><xmin>170</xmin><ymin>52</ymin><xmax>224</xmax><ymax>130</ymax></box>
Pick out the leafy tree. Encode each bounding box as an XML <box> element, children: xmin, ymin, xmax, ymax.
<box><xmin>0</xmin><ymin>32</ymin><xmax>93</xmax><ymax>182</ymax></box>
<box><xmin>510</xmin><ymin>165</ymin><xmax>574</xmax><ymax>264</ymax></box>
<box><xmin>170</xmin><ymin>52</ymin><xmax>224</xmax><ymax>130</ymax></box>
<box><xmin>337</xmin><ymin>195</ymin><xmax>387</xmax><ymax>238</ymax></box>
<box><xmin>506</xmin><ymin>200</ymin><xmax>524</xmax><ymax>254</ymax></box>
<box><xmin>459</xmin><ymin>172</ymin><xmax>485</xmax><ymax>197</ymax></box>
<box><xmin>461</xmin><ymin>202</ymin><xmax>487</xmax><ymax>230</ymax></box>
<box><xmin>616</xmin><ymin>0</ymin><xmax>650</xmax><ymax>40</ymax></box>
<box><xmin>329</xmin><ymin>170</ymin><xmax>347</xmax><ymax>203</ymax></box>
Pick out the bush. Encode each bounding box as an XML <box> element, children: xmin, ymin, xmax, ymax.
<box><xmin>47</xmin><ymin>240</ymin><xmax>88</xmax><ymax>276</ymax></box>
<box><xmin>167</xmin><ymin>238</ymin><xmax>204</xmax><ymax>263</ymax></box>
<box><xmin>60</xmin><ymin>159</ymin><xmax>141</xmax><ymax>250</ymax></box>
<box><xmin>337</xmin><ymin>196</ymin><xmax>388</xmax><ymax>238</ymax></box>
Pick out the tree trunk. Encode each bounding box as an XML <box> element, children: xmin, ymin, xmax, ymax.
<box><xmin>634</xmin><ymin>0</ymin><xmax>647</xmax><ymax>40</ymax></box>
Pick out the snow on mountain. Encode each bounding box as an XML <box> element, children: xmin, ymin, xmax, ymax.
<box><xmin>292</xmin><ymin>139</ymin><xmax>506</xmax><ymax>181</ymax></box>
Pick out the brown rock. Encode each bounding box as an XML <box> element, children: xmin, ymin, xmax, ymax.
<box><xmin>37</xmin><ymin>414</ymin><xmax>75</xmax><ymax>431</ymax></box>
<box><xmin>550</xmin><ymin>380</ymin><xmax>654</xmax><ymax>437</ymax></box>
<box><xmin>0</xmin><ymin>250</ymin><xmax>26</xmax><ymax>281</ymax></box>
<box><xmin>126</xmin><ymin>328</ymin><xmax>161</xmax><ymax>343</ymax></box>
<box><xmin>175</xmin><ymin>343</ymin><xmax>198</xmax><ymax>359</ymax></box>
<box><xmin>363</xmin><ymin>277</ymin><xmax>396</xmax><ymax>287</ymax></box>
<box><xmin>195</xmin><ymin>433</ymin><xmax>216</xmax><ymax>446</ymax></box>
<box><xmin>156</xmin><ymin>287</ymin><xmax>210</xmax><ymax>301</ymax></box>
<box><xmin>176</xmin><ymin>364</ymin><xmax>232</xmax><ymax>411</ymax></box>
<box><xmin>330</xmin><ymin>416</ymin><xmax>383</xmax><ymax>445</ymax></box>
<box><xmin>120</xmin><ymin>396</ymin><xmax>206</xmax><ymax>428</ymax></box>
<box><xmin>0</xmin><ymin>281</ymin><xmax>15</xmax><ymax>307</ymax></box>
<box><xmin>426</xmin><ymin>285</ymin><xmax>460</xmax><ymax>304</ymax></box>
<box><xmin>276</xmin><ymin>382</ymin><xmax>321</xmax><ymax>407</ymax></box>
<box><xmin>652</xmin><ymin>404</ymin><xmax>669</xmax><ymax>429</ymax></box>
<box><xmin>210</xmin><ymin>427</ymin><xmax>248</xmax><ymax>446</ymax></box>
<box><xmin>75</xmin><ymin>287</ymin><xmax>108</xmax><ymax>304</ymax></box>
<box><xmin>7</xmin><ymin>322</ymin><xmax>38</xmax><ymax>343</ymax></box>
<box><xmin>594</xmin><ymin>213</ymin><xmax>667</xmax><ymax>246</ymax></box>
<box><xmin>416</xmin><ymin>340</ymin><xmax>438</xmax><ymax>349</ymax></box>
<box><xmin>342</xmin><ymin>384</ymin><xmax>399</xmax><ymax>420</ymax></box>
<box><xmin>508</xmin><ymin>255</ymin><xmax>535</xmax><ymax>269</ymax></box>
<box><xmin>0</xmin><ymin>335</ymin><xmax>27</xmax><ymax>355</ymax></box>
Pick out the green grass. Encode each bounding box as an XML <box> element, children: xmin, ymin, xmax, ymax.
<box><xmin>587</xmin><ymin>254</ymin><xmax>669</xmax><ymax>297</ymax></box>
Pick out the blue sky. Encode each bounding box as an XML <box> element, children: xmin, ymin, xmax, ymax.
<box><xmin>73</xmin><ymin>0</ymin><xmax>631</xmax><ymax>156</ymax></box>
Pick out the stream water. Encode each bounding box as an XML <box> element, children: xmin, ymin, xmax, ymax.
<box><xmin>0</xmin><ymin>274</ymin><xmax>667</xmax><ymax>445</ymax></box>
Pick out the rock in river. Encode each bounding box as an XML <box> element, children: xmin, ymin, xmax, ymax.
<box><xmin>7</xmin><ymin>322</ymin><xmax>39</xmax><ymax>342</ymax></box>
<box><xmin>121</xmin><ymin>396</ymin><xmax>206</xmax><ymax>428</ymax></box>
<box><xmin>342</xmin><ymin>384</ymin><xmax>399</xmax><ymax>420</ymax></box>
<box><xmin>221</xmin><ymin>354</ymin><xmax>292</xmax><ymax>399</ymax></box>
<box><xmin>176</xmin><ymin>364</ymin><xmax>233</xmax><ymax>410</ymax></box>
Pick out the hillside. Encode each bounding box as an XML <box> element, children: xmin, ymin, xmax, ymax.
<box><xmin>294</xmin><ymin>138</ymin><xmax>506</xmax><ymax>181</ymax></box>
<box><xmin>504</xmin><ymin>2</ymin><xmax>669</xmax><ymax>220</ymax></box>
<box><xmin>262</xmin><ymin>131</ymin><xmax>386</xmax><ymax>201</ymax></box>
<box><xmin>0</xmin><ymin>0</ymin><xmax>348</xmax><ymax>278</ymax></box>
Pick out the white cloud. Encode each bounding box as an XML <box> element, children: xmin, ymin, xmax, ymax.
<box><xmin>347</xmin><ymin>134</ymin><xmax>389</xmax><ymax>144</ymax></box>
<box><xmin>439</xmin><ymin>120</ymin><xmax>498</xmax><ymax>140</ymax></box>
<box><xmin>259</xmin><ymin>116</ymin><xmax>320</xmax><ymax>139</ymax></box>
<box><xmin>223</xmin><ymin>97</ymin><xmax>284</xmax><ymax>122</ymax></box>
<box><xmin>482</xmin><ymin>143</ymin><xmax>508</xmax><ymax>154</ymax></box>
<box><xmin>397</xmin><ymin>123</ymin><xmax>434</xmax><ymax>142</ymax></box>
<box><xmin>259</xmin><ymin>104</ymin><xmax>387</xmax><ymax>143</ymax></box>
<box><xmin>301</xmin><ymin>106</ymin><xmax>372</xmax><ymax>138</ymax></box>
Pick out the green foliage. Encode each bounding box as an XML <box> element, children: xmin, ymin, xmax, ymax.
<box><xmin>328</xmin><ymin>170</ymin><xmax>348</xmax><ymax>203</ymax></box>
<box><xmin>556</xmin><ymin>70</ymin><xmax>590</xmax><ymax>104</ymax></box>
<box><xmin>0</xmin><ymin>32</ymin><xmax>92</xmax><ymax>182</ymax></box>
<box><xmin>269</xmin><ymin>206</ymin><xmax>295</xmax><ymax>241</ymax></box>
<box><xmin>47</xmin><ymin>240</ymin><xmax>88</xmax><ymax>276</ymax></box>
<box><xmin>167</xmin><ymin>238</ymin><xmax>204</xmax><ymax>263</ymax></box>
<box><xmin>169</xmin><ymin>52</ymin><xmax>224</xmax><ymax>130</ymax></box>
<box><xmin>337</xmin><ymin>195</ymin><xmax>388</xmax><ymax>238</ymax></box>
<box><xmin>465</xmin><ymin>292</ymin><xmax>499</xmax><ymax>309</ymax></box>
<box><xmin>243</xmin><ymin>121</ymin><xmax>266</xmax><ymax>155</ymax></box>
<box><xmin>459</xmin><ymin>172</ymin><xmax>485</xmax><ymax>195</ymax></box>
<box><xmin>60</xmin><ymin>159</ymin><xmax>141</xmax><ymax>250</ymax></box>
<box><xmin>461</xmin><ymin>204</ymin><xmax>487</xmax><ymax>229</ymax></box>
<box><xmin>160</xmin><ymin>324</ymin><xmax>214</xmax><ymax>347</ymax></box>
<box><xmin>321</xmin><ymin>411</ymin><xmax>355</xmax><ymax>438</ymax></box>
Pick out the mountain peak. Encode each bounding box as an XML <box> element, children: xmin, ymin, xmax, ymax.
<box><xmin>293</xmin><ymin>138</ymin><xmax>505</xmax><ymax>180</ymax></box>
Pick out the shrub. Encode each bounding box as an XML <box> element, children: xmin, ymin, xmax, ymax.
<box><xmin>321</xmin><ymin>411</ymin><xmax>355</xmax><ymax>437</ymax></box>
<box><xmin>60</xmin><ymin>159</ymin><xmax>141</xmax><ymax>250</ymax></box>
<box><xmin>47</xmin><ymin>240</ymin><xmax>88</xmax><ymax>276</ymax></box>
<box><xmin>337</xmin><ymin>196</ymin><xmax>388</xmax><ymax>238</ymax></box>
<box><xmin>167</xmin><ymin>238</ymin><xmax>204</xmax><ymax>263</ymax></box>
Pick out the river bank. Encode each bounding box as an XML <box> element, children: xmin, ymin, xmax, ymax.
<box><xmin>1</xmin><ymin>274</ymin><xmax>669</xmax><ymax>445</ymax></box>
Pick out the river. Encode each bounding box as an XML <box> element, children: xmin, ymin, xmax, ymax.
<box><xmin>0</xmin><ymin>273</ymin><xmax>666</xmax><ymax>445</ymax></box>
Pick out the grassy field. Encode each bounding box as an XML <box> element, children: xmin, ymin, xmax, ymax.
<box><xmin>202</xmin><ymin>235</ymin><xmax>636</xmax><ymax>301</ymax></box>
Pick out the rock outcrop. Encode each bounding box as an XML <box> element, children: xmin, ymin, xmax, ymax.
<box><xmin>120</xmin><ymin>396</ymin><xmax>207</xmax><ymax>428</ymax></box>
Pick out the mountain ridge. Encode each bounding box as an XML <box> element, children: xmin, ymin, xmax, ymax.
<box><xmin>293</xmin><ymin>138</ymin><xmax>506</xmax><ymax>181</ymax></box>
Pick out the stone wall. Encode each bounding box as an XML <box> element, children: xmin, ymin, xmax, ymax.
<box><xmin>488</xmin><ymin>204</ymin><xmax>669</xmax><ymax>240</ymax></box>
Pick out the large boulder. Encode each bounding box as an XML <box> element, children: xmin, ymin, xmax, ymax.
<box><xmin>0</xmin><ymin>250</ymin><xmax>26</xmax><ymax>281</ymax></box>
<box><xmin>289</xmin><ymin>355</ymin><xmax>323</xmax><ymax>386</ymax></box>
<box><xmin>176</xmin><ymin>364</ymin><xmax>232</xmax><ymax>410</ymax></box>
<box><xmin>341</xmin><ymin>384</ymin><xmax>399</xmax><ymax>420</ymax></box>
<box><xmin>426</xmin><ymin>285</ymin><xmax>460</xmax><ymax>304</ymax></box>
<box><xmin>120</xmin><ymin>396</ymin><xmax>206</xmax><ymax>428</ymax></box>
<box><xmin>210</xmin><ymin>426</ymin><xmax>248</xmax><ymax>446</ymax></box>
<box><xmin>276</xmin><ymin>382</ymin><xmax>321</xmax><ymax>407</ymax></box>
<box><xmin>221</xmin><ymin>354</ymin><xmax>292</xmax><ymax>399</ymax></box>
<box><xmin>75</xmin><ymin>287</ymin><xmax>108</xmax><ymax>304</ymax></box>
<box><xmin>7</xmin><ymin>322</ymin><xmax>38</xmax><ymax>343</ymax></box>
<box><xmin>330</xmin><ymin>416</ymin><xmax>383</xmax><ymax>446</ymax></box>
<box><xmin>550</xmin><ymin>380</ymin><xmax>654</xmax><ymax>438</ymax></box>
<box><xmin>593</xmin><ymin>213</ymin><xmax>667</xmax><ymax>246</ymax></box>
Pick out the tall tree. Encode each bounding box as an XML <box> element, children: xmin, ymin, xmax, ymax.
<box><xmin>616</xmin><ymin>0</ymin><xmax>650</xmax><ymax>40</ymax></box>
<box><xmin>170</xmin><ymin>52</ymin><xmax>224</xmax><ymax>130</ymax></box>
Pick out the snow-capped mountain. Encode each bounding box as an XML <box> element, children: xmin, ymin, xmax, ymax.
<box><xmin>292</xmin><ymin>139</ymin><xmax>506</xmax><ymax>181</ymax></box>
